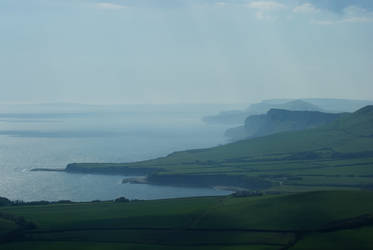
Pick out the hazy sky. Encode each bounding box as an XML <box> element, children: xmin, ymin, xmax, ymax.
<box><xmin>1</xmin><ymin>0</ymin><xmax>373</xmax><ymax>104</ymax></box>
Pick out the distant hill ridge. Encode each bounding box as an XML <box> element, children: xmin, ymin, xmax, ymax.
<box><xmin>206</xmin><ymin>105</ymin><xmax>373</xmax><ymax>159</ymax></box>
<box><xmin>203</xmin><ymin>98</ymin><xmax>373</xmax><ymax>125</ymax></box>
<box><xmin>225</xmin><ymin>109</ymin><xmax>345</xmax><ymax>141</ymax></box>
<box><xmin>203</xmin><ymin>99</ymin><xmax>321</xmax><ymax>125</ymax></box>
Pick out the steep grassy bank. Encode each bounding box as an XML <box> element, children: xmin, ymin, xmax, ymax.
<box><xmin>58</xmin><ymin>106</ymin><xmax>373</xmax><ymax>192</ymax></box>
<box><xmin>225</xmin><ymin>109</ymin><xmax>344</xmax><ymax>141</ymax></box>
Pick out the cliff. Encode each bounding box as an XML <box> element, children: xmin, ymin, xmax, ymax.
<box><xmin>226</xmin><ymin>109</ymin><xmax>345</xmax><ymax>141</ymax></box>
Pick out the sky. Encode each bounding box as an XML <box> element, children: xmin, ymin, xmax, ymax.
<box><xmin>0</xmin><ymin>0</ymin><xmax>372</xmax><ymax>104</ymax></box>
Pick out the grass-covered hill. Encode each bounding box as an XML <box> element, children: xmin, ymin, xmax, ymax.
<box><xmin>61</xmin><ymin>106</ymin><xmax>373</xmax><ymax>191</ymax></box>
<box><xmin>225</xmin><ymin>109</ymin><xmax>344</xmax><ymax>141</ymax></box>
<box><xmin>1</xmin><ymin>190</ymin><xmax>373</xmax><ymax>249</ymax></box>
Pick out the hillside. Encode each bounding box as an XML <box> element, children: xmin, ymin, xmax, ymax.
<box><xmin>166</xmin><ymin>105</ymin><xmax>373</xmax><ymax>159</ymax></box>
<box><xmin>225</xmin><ymin>109</ymin><xmax>345</xmax><ymax>141</ymax></box>
<box><xmin>53</xmin><ymin>106</ymin><xmax>373</xmax><ymax>191</ymax></box>
<box><xmin>1</xmin><ymin>191</ymin><xmax>373</xmax><ymax>249</ymax></box>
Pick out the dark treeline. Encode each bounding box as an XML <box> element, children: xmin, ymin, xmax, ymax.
<box><xmin>0</xmin><ymin>196</ymin><xmax>131</xmax><ymax>207</ymax></box>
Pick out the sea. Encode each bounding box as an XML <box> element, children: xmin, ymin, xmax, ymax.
<box><xmin>0</xmin><ymin>104</ymin><xmax>238</xmax><ymax>202</ymax></box>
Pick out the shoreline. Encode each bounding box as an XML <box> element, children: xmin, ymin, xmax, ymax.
<box><xmin>30</xmin><ymin>167</ymin><xmax>271</xmax><ymax>191</ymax></box>
<box><xmin>121</xmin><ymin>177</ymin><xmax>243</xmax><ymax>192</ymax></box>
<box><xmin>30</xmin><ymin>168</ymin><xmax>65</xmax><ymax>172</ymax></box>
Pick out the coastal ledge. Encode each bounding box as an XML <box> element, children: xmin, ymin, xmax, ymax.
<box><xmin>123</xmin><ymin>174</ymin><xmax>272</xmax><ymax>190</ymax></box>
<box><xmin>65</xmin><ymin>163</ymin><xmax>160</xmax><ymax>176</ymax></box>
<box><xmin>30</xmin><ymin>168</ymin><xmax>65</xmax><ymax>172</ymax></box>
<box><xmin>31</xmin><ymin>164</ymin><xmax>272</xmax><ymax>191</ymax></box>
<box><xmin>31</xmin><ymin>163</ymin><xmax>161</xmax><ymax>176</ymax></box>
<box><xmin>31</xmin><ymin>161</ymin><xmax>274</xmax><ymax>190</ymax></box>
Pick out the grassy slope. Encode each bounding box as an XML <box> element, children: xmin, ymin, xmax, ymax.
<box><xmin>195</xmin><ymin>191</ymin><xmax>373</xmax><ymax>230</ymax></box>
<box><xmin>291</xmin><ymin>226</ymin><xmax>373</xmax><ymax>250</ymax></box>
<box><xmin>0</xmin><ymin>242</ymin><xmax>274</xmax><ymax>250</ymax></box>
<box><xmin>68</xmin><ymin>106</ymin><xmax>373</xmax><ymax>191</ymax></box>
<box><xmin>0</xmin><ymin>218</ymin><xmax>18</xmax><ymax>237</ymax></box>
<box><xmin>1</xmin><ymin>191</ymin><xmax>373</xmax><ymax>249</ymax></box>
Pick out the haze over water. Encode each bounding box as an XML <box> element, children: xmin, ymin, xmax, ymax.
<box><xmin>0</xmin><ymin>104</ymin><xmax>235</xmax><ymax>201</ymax></box>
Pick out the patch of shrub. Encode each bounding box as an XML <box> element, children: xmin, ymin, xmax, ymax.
<box><xmin>114</xmin><ymin>197</ymin><xmax>130</xmax><ymax>203</ymax></box>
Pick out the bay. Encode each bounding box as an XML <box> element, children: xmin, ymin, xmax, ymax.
<box><xmin>0</xmin><ymin>107</ymin><xmax>232</xmax><ymax>201</ymax></box>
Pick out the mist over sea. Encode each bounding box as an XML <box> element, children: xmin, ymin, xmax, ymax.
<box><xmin>0</xmin><ymin>104</ymin><xmax>238</xmax><ymax>201</ymax></box>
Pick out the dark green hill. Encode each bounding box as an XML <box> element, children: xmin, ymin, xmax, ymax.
<box><xmin>142</xmin><ymin>106</ymin><xmax>373</xmax><ymax>162</ymax></box>
<box><xmin>1</xmin><ymin>191</ymin><xmax>373</xmax><ymax>249</ymax></box>
<box><xmin>225</xmin><ymin>109</ymin><xmax>344</xmax><ymax>141</ymax></box>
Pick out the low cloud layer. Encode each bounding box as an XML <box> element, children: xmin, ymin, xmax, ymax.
<box><xmin>209</xmin><ymin>0</ymin><xmax>373</xmax><ymax>24</ymax></box>
<box><xmin>96</xmin><ymin>2</ymin><xmax>127</xmax><ymax>10</ymax></box>
<box><xmin>247</xmin><ymin>1</ymin><xmax>286</xmax><ymax>11</ymax></box>
<box><xmin>0</xmin><ymin>0</ymin><xmax>372</xmax><ymax>104</ymax></box>
<box><xmin>293</xmin><ymin>3</ymin><xmax>319</xmax><ymax>14</ymax></box>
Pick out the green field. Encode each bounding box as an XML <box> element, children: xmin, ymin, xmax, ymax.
<box><xmin>1</xmin><ymin>191</ymin><xmax>373</xmax><ymax>249</ymax></box>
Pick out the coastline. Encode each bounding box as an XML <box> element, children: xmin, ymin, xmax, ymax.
<box><xmin>30</xmin><ymin>168</ymin><xmax>65</xmax><ymax>172</ymax></box>
<box><xmin>31</xmin><ymin>165</ymin><xmax>271</xmax><ymax>191</ymax></box>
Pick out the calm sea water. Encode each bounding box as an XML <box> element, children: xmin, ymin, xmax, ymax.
<box><xmin>0</xmin><ymin>108</ymin><xmax>232</xmax><ymax>201</ymax></box>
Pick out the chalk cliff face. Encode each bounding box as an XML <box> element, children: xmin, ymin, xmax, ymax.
<box><xmin>225</xmin><ymin>109</ymin><xmax>345</xmax><ymax>141</ymax></box>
